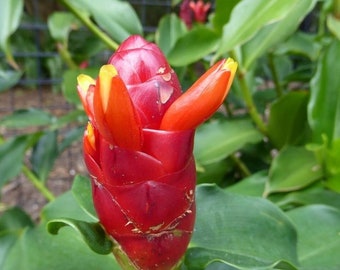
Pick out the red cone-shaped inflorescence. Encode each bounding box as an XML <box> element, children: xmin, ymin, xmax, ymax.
<box><xmin>78</xmin><ymin>35</ymin><xmax>237</xmax><ymax>270</ymax></box>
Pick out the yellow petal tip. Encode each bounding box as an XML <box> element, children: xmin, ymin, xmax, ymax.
<box><xmin>77</xmin><ymin>74</ymin><xmax>95</xmax><ymax>91</ymax></box>
<box><xmin>223</xmin><ymin>58</ymin><xmax>238</xmax><ymax>75</ymax></box>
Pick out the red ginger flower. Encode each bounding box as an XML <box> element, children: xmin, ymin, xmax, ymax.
<box><xmin>189</xmin><ymin>0</ymin><xmax>211</xmax><ymax>24</ymax></box>
<box><xmin>77</xmin><ymin>35</ymin><xmax>237</xmax><ymax>270</ymax></box>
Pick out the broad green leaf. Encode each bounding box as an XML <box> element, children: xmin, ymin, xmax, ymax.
<box><xmin>2</xmin><ymin>225</ymin><xmax>119</xmax><ymax>270</ymax></box>
<box><xmin>0</xmin><ymin>0</ymin><xmax>23</xmax><ymax>68</ymax></box>
<box><xmin>308</xmin><ymin>40</ymin><xmax>340</xmax><ymax>143</ymax></box>
<box><xmin>0</xmin><ymin>108</ymin><xmax>53</xmax><ymax>128</ymax></box>
<box><xmin>31</xmin><ymin>131</ymin><xmax>59</xmax><ymax>182</ymax></box>
<box><xmin>210</xmin><ymin>0</ymin><xmax>240</xmax><ymax>33</ymax></box>
<box><xmin>287</xmin><ymin>205</ymin><xmax>340</xmax><ymax>270</ymax></box>
<box><xmin>58</xmin><ymin>126</ymin><xmax>84</xmax><ymax>153</ymax></box>
<box><xmin>167</xmin><ymin>25</ymin><xmax>220</xmax><ymax>66</ymax></box>
<box><xmin>47</xmin><ymin>12</ymin><xmax>80</xmax><ymax>44</ymax></box>
<box><xmin>155</xmin><ymin>13</ymin><xmax>188</xmax><ymax>56</ymax></box>
<box><xmin>69</xmin><ymin>0</ymin><xmax>142</xmax><ymax>43</ymax></box>
<box><xmin>227</xmin><ymin>170</ymin><xmax>267</xmax><ymax>197</ymax></box>
<box><xmin>186</xmin><ymin>184</ymin><xmax>298</xmax><ymax>269</ymax></box>
<box><xmin>0</xmin><ymin>207</ymin><xmax>34</xmax><ymax>232</ymax></box>
<box><xmin>241</xmin><ymin>0</ymin><xmax>317</xmax><ymax>68</ymax></box>
<box><xmin>274</xmin><ymin>31</ymin><xmax>321</xmax><ymax>61</ymax></box>
<box><xmin>41</xmin><ymin>190</ymin><xmax>96</xmax><ymax>223</ymax></box>
<box><xmin>62</xmin><ymin>68</ymin><xmax>98</xmax><ymax>105</ymax></box>
<box><xmin>327</xmin><ymin>14</ymin><xmax>340</xmax><ymax>40</ymax></box>
<box><xmin>0</xmin><ymin>70</ymin><xmax>22</xmax><ymax>92</ymax></box>
<box><xmin>0</xmin><ymin>233</ymin><xmax>19</xmax><ymax>270</ymax></box>
<box><xmin>47</xmin><ymin>218</ymin><xmax>112</xmax><ymax>255</ymax></box>
<box><xmin>216</xmin><ymin>0</ymin><xmax>302</xmax><ymax>58</ymax></box>
<box><xmin>0</xmin><ymin>135</ymin><xmax>30</xmax><ymax>188</ymax></box>
<box><xmin>265</xmin><ymin>146</ymin><xmax>324</xmax><ymax>196</ymax></box>
<box><xmin>194</xmin><ymin>119</ymin><xmax>263</xmax><ymax>165</ymax></box>
<box><xmin>277</xmin><ymin>185</ymin><xmax>340</xmax><ymax>210</ymax></box>
<box><xmin>196</xmin><ymin>158</ymin><xmax>234</xmax><ymax>185</ymax></box>
<box><xmin>72</xmin><ymin>175</ymin><xmax>97</xmax><ymax>220</ymax></box>
<box><xmin>268</xmin><ymin>91</ymin><xmax>311</xmax><ymax>149</ymax></box>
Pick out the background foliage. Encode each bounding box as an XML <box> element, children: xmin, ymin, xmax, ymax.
<box><xmin>1</xmin><ymin>0</ymin><xmax>340</xmax><ymax>269</ymax></box>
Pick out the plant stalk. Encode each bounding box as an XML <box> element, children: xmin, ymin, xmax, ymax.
<box><xmin>230</xmin><ymin>51</ymin><xmax>268</xmax><ymax>136</ymax></box>
<box><xmin>58</xmin><ymin>0</ymin><xmax>119</xmax><ymax>51</ymax></box>
<box><xmin>22</xmin><ymin>165</ymin><xmax>55</xmax><ymax>202</ymax></box>
<box><xmin>268</xmin><ymin>53</ymin><xmax>283</xmax><ymax>98</ymax></box>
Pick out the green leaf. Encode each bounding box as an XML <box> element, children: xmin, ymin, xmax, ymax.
<box><xmin>327</xmin><ymin>14</ymin><xmax>340</xmax><ymax>40</ymax></box>
<box><xmin>41</xmin><ymin>190</ymin><xmax>96</xmax><ymax>223</ymax></box>
<box><xmin>167</xmin><ymin>25</ymin><xmax>220</xmax><ymax>66</ymax></box>
<box><xmin>70</xmin><ymin>0</ymin><xmax>142</xmax><ymax>43</ymax></box>
<box><xmin>155</xmin><ymin>13</ymin><xmax>188</xmax><ymax>56</ymax></box>
<box><xmin>0</xmin><ymin>70</ymin><xmax>22</xmax><ymax>92</ymax></box>
<box><xmin>48</xmin><ymin>218</ymin><xmax>112</xmax><ymax>255</ymax></box>
<box><xmin>0</xmin><ymin>108</ymin><xmax>53</xmax><ymax>128</ymax></box>
<box><xmin>186</xmin><ymin>184</ymin><xmax>298</xmax><ymax>269</ymax></box>
<box><xmin>47</xmin><ymin>12</ymin><xmax>80</xmax><ymax>44</ymax></box>
<box><xmin>58</xmin><ymin>126</ymin><xmax>84</xmax><ymax>153</ymax></box>
<box><xmin>265</xmin><ymin>146</ymin><xmax>324</xmax><ymax>196</ymax></box>
<box><xmin>0</xmin><ymin>207</ymin><xmax>34</xmax><ymax>232</ymax></box>
<box><xmin>308</xmin><ymin>40</ymin><xmax>340</xmax><ymax>143</ymax></box>
<box><xmin>2</xmin><ymin>225</ymin><xmax>120</xmax><ymax>270</ymax></box>
<box><xmin>31</xmin><ymin>131</ymin><xmax>59</xmax><ymax>182</ymax></box>
<box><xmin>0</xmin><ymin>232</ymin><xmax>20</xmax><ymax>270</ymax></box>
<box><xmin>287</xmin><ymin>205</ymin><xmax>340</xmax><ymax>270</ymax></box>
<box><xmin>210</xmin><ymin>0</ymin><xmax>239</xmax><ymax>33</ymax></box>
<box><xmin>227</xmin><ymin>170</ymin><xmax>267</xmax><ymax>197</ymax></box>
<box><xmin>241</xmin><ymin>0</ymin><xmax>317</xmax><ymax>68</ymax></box>
<box><xmin>274</xmin><ymin>31</ymin><xmax>321</xmax><ymax>61</ymax></box>
<box><xmin>194</xmin><ymin>119</ymin><xmax>263</xmax><ymax>165</ymax></box>
<box><xmin>72</xmin><ymin>175</ymin><xmax>97</xmax><ymax>220</ymax></box>
<box><xmin>268</xmin><ymin>91</ymin><xmax>311</xmax><ymax>148</ymax></box>
<box><xmin>0</xmin><ymin>135</ymin><xmax>29</xmax><ymax>188</ymax></box>
<box><xmin>0</xmin><ymin>0</ymin><xmax>23</xmax><ymax>68</ymax></box>
<box><xmin>216</xmin><ymin>0</ymin><xmax>302</xmax><ymax>58</ymax></box>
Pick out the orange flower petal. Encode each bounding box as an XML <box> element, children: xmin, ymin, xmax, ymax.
<box><xmin>160</xmin><ymin>58</ymin><xmax>237</xmax><ymax>131</ymax></box>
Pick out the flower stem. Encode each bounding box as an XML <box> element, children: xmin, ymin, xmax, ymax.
<box><xmin>230</xmin><ymin>51</ymin><xmax>268</xmax><ymax>136</ymax></box>
<box><xmin>230</xmin><ymin>154</ymin><xmax>251</xmax><ymax>177</ymax></box>
<box><xmin>57</xmin><ymin>42</ymin><xmax>79</xmax><ymax>69</ymax></box>
<box><xmin>22</xmin><ymin>165</ymin><xmax>55</xmax><ymax>202</ymax></box>
<box><xmin>58</xmin><ymin>0</ymin><xmax>119</xmax><ymax>51</ymax></box>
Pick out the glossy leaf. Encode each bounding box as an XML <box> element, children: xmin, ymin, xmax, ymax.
<box><xmin>216</xmin><ymin>0</ymin><xmax>301</xmax><ymax>58</ymax></box>
<box><xmin>0</xmin><ymin>135</ymin><xmax>30</xmax><ymax>188</ymax></box>
<box><xmin>327</xmin><ymin>14</ymin><xmax>340</xmax><ymax>40</ymax></box>
<box><xmin>155</xmin><ymin>13</ymin><xmax>188</xmax><ymax>56</ymax></box>
<box><xmin>0</xmin><ymin>207</ymin><xmax>34</xmax><ymax>232</ymax></box>
<box><xmin>227</xmin><ymin>170</ymin><xmax>267</xmax><ymax>197</ymax></box>
<box><xmin>2</xmin><ymin>225</ymin><xmax>119</xmax><ymax>270</ymax></box>
<box><xmin>69</xmin><ymin>0</ymin><xmax>142</xmax><ymax>43</ymax></box>
<box><xmin>241</xmin><ymin>0</ymin><xmax>317</xmax><ymax>69</ymax></box>
<box><xmin>194</xmin><ymin>119</ymin><xmax>263</xmax><ymax>165</ymax></box>
<box><xmin>47</xmin><ymin>218</ymin><xmax>113</xmax><ymax>255</ymax></box>
<box><xmin>265</xmin><ymin>146</ymin><xmax>324</xmax><ymax>196</ymax></box>
<box><xmin>0</xmin><ymin>70</ymin><xmax>22</xmax><ymax>92</ymax></box>
<box><xmin>210</xmin><ymin>0</ymin><xmax>239</xmax><ymax>33</ymax></box>
<box><xmin>0</xmin><ymin>108</ymin><xmax>53</xmax><ymax>128</ymax></box>
<box><xmin>167</xmin><ymin>25</ymin><xmax>219</xmax><ymax>66</ymax></box>
<box><xmin>308</xmin><ymin>40</ymin><xmax>340</xmax><ymax>143</ymax></box>
<box><xmin>71</xmin><ymin>175</ymin><xmax>97</xmax><ymax>220</ymax></box>
<box><xmin>47</xmin><ymin>12</ymin><xmax>80</xmax><ymax>44</ymax></box>
<box><xmin>185</xmin><ymin>184</ymin><xmax>298</xmax><ymax>269</ymax></box>
<box><xmin>268</xmin><ymin>91</ymin><xmax>310</xmax><ymax>149</ymax></box>
<box><xmin>0</xmin><ymin>0</ymin><xmax>23</xmax><ymax>68</ymax></box>
<box><xmin>31</xmin><ymin>131</ymin><xmax>59</xmax><ymax>182</ymax></box>
<box><xmin>287</xmin><ymin>205</ymin><xmax>340</xmax><ymax>269</ymax></box>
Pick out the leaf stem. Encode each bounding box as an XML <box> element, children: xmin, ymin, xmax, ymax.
<box><xmin>230</xmin><ymin>50</ymin><xmax>268</xmax><ymax>136</ymax></box>
<box><xmin>57</xmin><ymin>0</ymin><xmax>119</xmax><ymax>51</ymax></box>
<box><xmin>22</xmin><ymin>165</ymin><xmax>55</xmax><ymax>202</ymax></box>
<box><xmin>57</xmin><ymin>42</ymin><xmax>79</xmax><ymax>69</ymax></box>
<box><xmin>230</xmin><ymin>153</ymin><xmax>251</xmax><ymax>177</ymax></box>
<box><xmin>268</xmin><ymin>53</ymin><xmax>283</xmax><ymax>98</ymax></box>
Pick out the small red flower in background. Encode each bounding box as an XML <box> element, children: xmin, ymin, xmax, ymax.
<box><xmin>180</xmin><ymin>0</ymin><xmax>211</xmax><ymax>28</ymax></box>
<box><xmin>77</xmin><ymin>35</ymin><xmax>237</xmax><ymax>270</ymax></box>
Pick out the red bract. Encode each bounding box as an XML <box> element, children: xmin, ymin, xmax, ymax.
<box><xmin>189</xmin><ymin>0</ymin><xmax>211</xmax><ymax>24</ymax></box>
<box><xmin>77</xmin><ymin>35</ymin><xmax>237</xmax><ymax>270</ymax></box>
